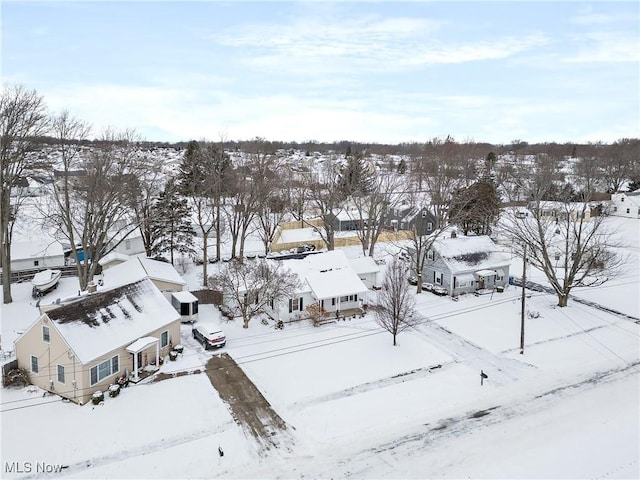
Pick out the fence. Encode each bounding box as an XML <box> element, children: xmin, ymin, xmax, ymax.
<box><xmin>191</xmin><ymin>289</ymin><xmax>223</xmax><ymax>305</ymax></box>
<box><xmin>0</xmin><ymin>265</ymin><xmax>78</xmax><ymax>285</ymax></box>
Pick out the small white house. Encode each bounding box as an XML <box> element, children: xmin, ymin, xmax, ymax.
<box><xmin>609</xmin><ymin>191</ymin><xmax>640</xmax><ymax>219</ymax></box>
<box><xmin>10</xmin><ymin>239</ymin><xmax>65</xmax><ymax>271</ymax></box>
<box><xmin>268</xmin><ymin>250</ymin><xmax>370</xmax><ymax>322</ymax></box>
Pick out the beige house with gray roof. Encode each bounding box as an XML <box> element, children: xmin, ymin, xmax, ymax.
<box><xmin>13</xmin><ymin>278</ymin><xmax>180</xmax><ymax>405</ymax></box>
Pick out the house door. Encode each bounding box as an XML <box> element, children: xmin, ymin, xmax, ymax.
<box><xmin>478</xmin><ymin>276</ymin><xmax>485</xmax><ymax>289</ymax></box>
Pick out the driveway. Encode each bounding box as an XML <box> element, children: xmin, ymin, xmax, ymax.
<box><xmin>205</xmin><ymin>353</ymin><xmax>294</xmax><ymax>453</ymax></box>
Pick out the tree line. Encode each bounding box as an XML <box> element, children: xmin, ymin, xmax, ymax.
<box><xmin>2</xmin><ymin>84</ymin><xmax>638</xmax><ymax>314</ymax></box>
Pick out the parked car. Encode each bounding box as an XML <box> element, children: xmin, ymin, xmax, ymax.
<box><xmin>407</xmin><ymin>275</ymin><xmax>418</xmax><ymax>285</ymax></box>
<box><xmin>192</xmin><ymin>323</ymin><xmax>226</xmax><ymax>350</ymax></box>
<box><xmin>432</xmin><ymin>285</ymin><xmax>448</xmax><ymax>296</ymax></box>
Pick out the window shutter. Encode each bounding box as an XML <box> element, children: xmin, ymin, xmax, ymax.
<box><xmin>300</xmin><ymin>298</ymin><xmax>303</xmax><ymax>310</ymax></box>
<box><xmin>288</xmin><ymin>299</ymin><xmax>292</xmax><ymax>313</ymax></box>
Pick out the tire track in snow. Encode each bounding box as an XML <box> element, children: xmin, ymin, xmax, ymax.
<box><xmin>17</xmin><ymin>421</ymin><xmax>238</xmax><ymax>480</ymax></box>
<box><xmin>362</xmin><ymin>361</ymin><xmax>639</xmax><ymax>459</ymax></box>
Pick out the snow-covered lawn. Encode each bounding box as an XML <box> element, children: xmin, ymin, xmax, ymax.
<box><xmin>1</xmin><ymin>217</ymin><xmax>639</xmax><ymax>479</ymax></box>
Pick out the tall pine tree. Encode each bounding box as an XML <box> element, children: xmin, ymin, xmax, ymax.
<box><xmin>150</xmin><ymin>178</ymin><xmax>195</xmax><ymax>264</ymax></box>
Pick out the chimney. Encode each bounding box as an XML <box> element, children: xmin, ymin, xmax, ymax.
<box><xmin>87</xmin><ymin>281</ymin><xmax>97</xmax><ymax>293</ymax></box>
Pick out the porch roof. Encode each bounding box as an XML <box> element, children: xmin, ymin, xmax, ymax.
<box><xmin>126</xmin><ymin>336</ymin><xmax>159</xmax><ymax>354</ymax></box>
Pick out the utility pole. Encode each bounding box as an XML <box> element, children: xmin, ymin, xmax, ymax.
<box><xmin>520</xmin><ymin>244</ymin><xmax>526</xmax><ymax>354</ymax></box>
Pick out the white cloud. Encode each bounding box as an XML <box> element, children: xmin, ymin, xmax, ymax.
<box><xmin>208</xmin><ymin>15</ymin><xmax>547</xmax><ymax>74</ymax></box>
<box><xmin>563</xmin><ymin>32</ymin><xmax>640</xmax><ymax>63</ymax></box>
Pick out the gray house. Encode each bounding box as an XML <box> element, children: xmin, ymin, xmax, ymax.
<box><xmin>422</xmin><ymin>232</ymin><xmax>511</xmax><ymax>296</ymax></box>
<box><xmin>383</xmin><ymin>203</ymin><xmax>437</xmax><ymax>236</ymax></box>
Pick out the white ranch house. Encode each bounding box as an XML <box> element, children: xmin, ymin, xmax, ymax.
<box><xmin>223</xmin><ymin>250</ymin><xmax>375</xmax><ymax>322</ymax></box>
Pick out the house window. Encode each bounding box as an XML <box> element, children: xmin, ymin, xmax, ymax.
<box><xmin>34</xmin><ymin>260</ymin><xmax>39</xmax><ymax>267</ymax></box>
<box><xmin>340</xmin><ymin>295</ymin><xmax>350</xmax><ymax>302</ymax></box>
<box><xmin>42</xmin><ymin>325</ymin><xmax>50</xmax><ymax>343</ymax></box>
<box><xmin>626</xmin><ymin>208</ymin><xmax>630</xmax><ymax>214</ymax></box>
<box><xmin>90</xmin><ymin>355</ymin><xmax>119</xmax><ymax>386</ymax></box>
<box><xmin>57</xmin><ymin>365</ymin><xmax>65</xmax><ymax>384</ymax></box>
<box><xmin>161</xmin><ymin>331</ymin><xmax>169</xmax><ymax>348</ymax></box>
<box><xmin>421</xmin><ymin>210</ymin><xmax>426</xmax><ymax>218</ymax></box>
<box><xmin>427</xmin><ymin>222</ymin><xmax>433</xmax><ymax>231</ymax></box>
<box><xmin>427</xmin><ymin>250</ymin><xmax>434</xmax><ymax>260</ymax></box>
<box><xmin>289</xmin><ymin>298</ymin><xmax>303</xmax><ymax>313</ymax></box>
<box><xmin>180</xmin><ymin>302</ymin><xmax>190</xmax><ymax>315</ymax></box>
<box><xmin>435</xmin><ymin>274</ymin><xmax>442</xmax><ymax>285</ymax></box>
<box><xmin>621</xmin><ymin>197</ymin><xmax>625</xmax><ymax>202</ymax></box>
<box><xmin>31</xmin><ymin>355</ymin><xmax>39</xmax><ymax>374</ymax></box>
<box><xmin>614</xmin><ymin>207</ymin><xmax>618</xmax><ymax>212</ymax></box>
<box><xmin>192</xmin><ymin>301</ymin><xmax>198</xmax><ymax>314</ymax></box>
<box><xmin>400</xmin><ymin>222</ymin><xmax>405</xmax><ymax>230</ymax></box>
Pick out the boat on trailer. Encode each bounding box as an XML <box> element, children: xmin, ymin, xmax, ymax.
<box><xmin>31</xmin><ymin>269</ymin><xmax>62</xmax><ymax>298</ymax></box>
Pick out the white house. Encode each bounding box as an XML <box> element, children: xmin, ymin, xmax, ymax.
<box><xmin>265</xmin><ymin>250</ymin><xmax>371</xmax><ymax>322</ymax></box>
<box><xmin>10</xmin><ymin>239</ymin><xmax>65</xmax><ymax>271</ymax></box>
<box><xmin>608</xmin><ymin>191</ymin><xmax>640</xmax><ymax>219</ymax></box>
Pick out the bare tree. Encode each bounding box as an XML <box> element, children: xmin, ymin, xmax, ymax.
<box><xmin>352</xmin><ymin>173</ymin><xmax>405</xmax><ymax>257</ymax></box>
<box><xmin>373</xmin><ymin>257</ymin><xmax>417</xmax><ymax>346</ymax></box>
<box><xmin>406</xmin><ymin>158</ymin><xmax>463</xmax><ymax>293</ymax></box>
<box><xmin>602</xmin><ymin>138</ymin><xmax>639</xmax><ymax>193</ymax></box>
<box><xmin>503</xmin><ymin>192</ymin><xmax>624</xmax><ymax>307</ymax></box>
<box><xmin>210</xmin><ymin>259</ymin><xmax>300</xmax><ymax>328</ymax></box>
<box><xmin>46</xmin><ymin>125</ymin><xmax>142</xmax><ymax>289</ymax></box>
<box><xmin>131</xmin><ymin>157</ymin><xmax>165</xmax><ymax>257</ymax></box>
<box><xmin>0</xmin><ymin>84</ymin><xmax>49</xmax><ymax>303</ymax></box>
<box><xmin>302</xmin><ymin>155</ymin><xmax>345</xmax><ymax>251</ymax></box>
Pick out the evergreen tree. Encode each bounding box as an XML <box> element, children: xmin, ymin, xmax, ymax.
<box><xmin>150</xmin><ymin>178</ymin><xmax>195</xmax><ymax>264</ymax></box>
<box><xmin>449</xmin><ymin>179</ymin><xmax>501</xmax><ymax>236</ymax></box>
<box><xmin>339</xmin><ymin>152</ymin><xmax>376</xmax><ymax>197</ymax></box>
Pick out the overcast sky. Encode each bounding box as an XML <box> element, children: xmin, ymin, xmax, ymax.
<box><xmin>3</xmin><ymin>1</ymin><xmax>638</xmax><ymax>145</ymax></box>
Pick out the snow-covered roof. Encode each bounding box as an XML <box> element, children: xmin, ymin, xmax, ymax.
<box><xmin>171</xmin><ymin>291</ymin><xmax>198</xmax><ymax>303</ymax></box>
<box><xmin>103</xmin><ymin>256</ymin><xmax>186</xmax><ymax>289</ymax></box>
<box><xmin>46</xmin><ymin>278</ymin><xmax>180</xmax><ymax>364</ymax></box>
<box><xmin>333</xmin><ymin>208</ymin><xmax>368</xmax><ymax>222</ymax></box>
<box><xmin>11</xmin><ymin>239</ymin><xmax>64</xmax><ymax>260</ymax></box>
<box><xmin>98</xmin><ymin>252</ymin><xmax>131</xmax><ymax>266</ymax></box>
<box><xmin>433</xmin><ymin>235</ymin><xmax>511</xmax><ymax>275</ymax></box>
<box><xmin>349</xmin><ymin>256</ymin><xmax>380</xmax><ymax>275</ymax></box>
<box><xmin>305</xmin><ymin>268</ymin><xmax>369</xmax><ymax>300</ymax></box>
<box><xmin>282</xmin><ymin>250</ymin><xmax>369</xmax><ymax>299</ymax></box>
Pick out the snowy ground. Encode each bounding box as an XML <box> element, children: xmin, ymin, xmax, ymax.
<box><xmin>1</xmin><ymin>217</ymin><xmax>638</xmax><ymax>479</ymax></box>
